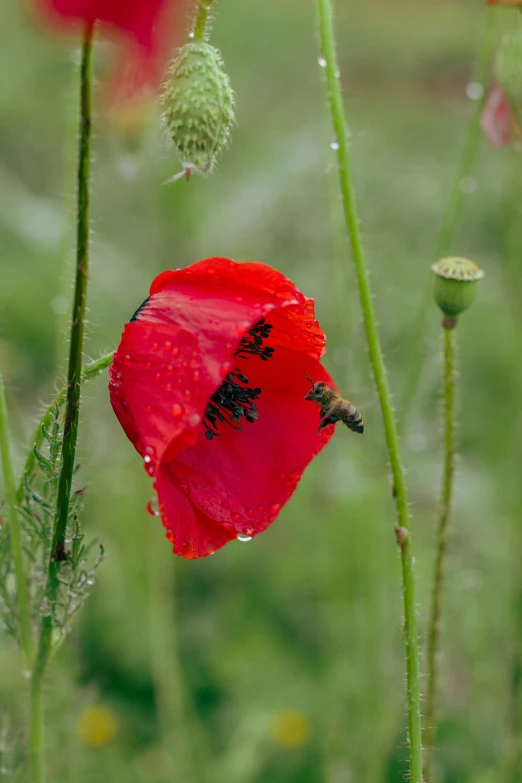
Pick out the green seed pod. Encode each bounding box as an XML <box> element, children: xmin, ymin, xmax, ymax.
<box><xmin>162</xmin><ymin>42</ymin><xmax>235</xmax><ymax>177</ymax></box>
<box><xmin>431</xmin><ymin>257</ymin><xmax>484</xmax><ymax>319</ymax></box>
<box><xmin>496</xmin><ymin>23</ymin><xmax>522</xmax><ymax>127</ymax></box>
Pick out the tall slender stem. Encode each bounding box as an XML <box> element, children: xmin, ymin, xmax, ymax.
<box><xmin>29</xmin><ymin>26</ymin><xmax>94</xmax><ymax>783</ymax></box>
<box><xmin>0</xmin><ymin>367</ymin><xmax>33</xmax><ymax>665</ymax></box>
<box><xmin>192</xmin><ymin>0</ymin><xmax>215</xmax><ymax>42</ymax></box>
<box><xmin>424</xmin><ymin>321</ymin><xmax>456</xmax><ymax>781</ymax></box>
<box><xmin>316</xmin><ymin>2</ymin><xmax>423</xmax><ymax>780</ymax></box>
<box><xmin>399</xmin><ymin>6</ymin><xmax>497</xmax><ymax>423</ymax></box>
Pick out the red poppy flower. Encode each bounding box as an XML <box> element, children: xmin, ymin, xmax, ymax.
<box><xmin>481</xmin><ymin>82</ymin><xmax>521</xmax><ymax>147</ymax></box>
<box><xmin>109</xmin><ymin>258</ymin><xmax>338</xmax><ymax>560</ymax></box>
<box><xmin>487</xmin><ymin>0</ymin><xmax>522</xmax><ymax>5</ymax></box>
<box><xmin>29</xmin><ymin>0</ymin><xmax>186</xmax><ymax>97</ymax></box>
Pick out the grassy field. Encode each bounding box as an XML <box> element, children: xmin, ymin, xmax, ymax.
<box><xmin>1</xmin><ymin>1</ymin><xmax>521</xmax><ymax>781</ymax></box>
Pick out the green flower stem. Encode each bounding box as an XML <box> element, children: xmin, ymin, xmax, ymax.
<box><xmin>29</xmin><ymin>26</ymin><xmax>94</xmax><ymax>783</ymax></box>
<box><xmin>399</xmin><ymin>6</ymin><xmax>497</xmax><ymax>423</ymax></box>
<box><xmin>316</xmin><ymin>2</ymin><xmax>423</xmax><ymax>780</ymax></box>
<box><xmin>192</xmin><ymin>0</ymin><xmax>215</xmax><ymax>42</ymax></box>
<box><xmin>424</xmin><ymin>319</ymin><xmax>457</xmax><ymax>781</ymax></box>
<box><xmin>0</xmin><ymin>367</ymin><xmax>33</xmax><ymax>666</ymax></box>
<box><xmin>17</xmin><ymin>352</ymin><xmax>114</xmax><ymax>505</ymax></box>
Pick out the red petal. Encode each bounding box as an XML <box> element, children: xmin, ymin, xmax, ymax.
<box><xmin>162</xmin><ymin>347</ymin><xmax>336</xmax><ymax>553</ymax></box>
<box><xmin>155</xmin><ymin>467</ymin><xmax>236</xmax><ymax>559</ymax></box>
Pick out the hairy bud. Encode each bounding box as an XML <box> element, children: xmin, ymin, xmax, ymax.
<box><xmin>162</xmin><ymin>42</ymin><xmax>235</xmax><ymax>177</ymax></box>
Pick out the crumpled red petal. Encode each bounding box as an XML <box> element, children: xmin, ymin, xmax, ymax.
<box><xmin>109</xmin><ymin>258</ymin><xmax>337</xmax><ymax>559</ymax></box>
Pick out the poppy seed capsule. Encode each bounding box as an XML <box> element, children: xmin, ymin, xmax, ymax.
<box><xmin>161</xmin><ymin>42</ymin><xmax>235</xmax><ymax>176</ymax></box>
<box><xmin>496</xmin><ymin>25</ymin><xmax>522</xmax><ymax>128</ymax></box>
<box><xmin>431</xmin><ymin>257</ymin><xmax>484</xmax><ymax>319</ymax></box>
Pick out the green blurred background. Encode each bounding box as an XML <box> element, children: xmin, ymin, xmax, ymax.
<box><xmin>1</xmin><ymin>0</ymin><xmax>521</xmax><ymax>781</ymax></box>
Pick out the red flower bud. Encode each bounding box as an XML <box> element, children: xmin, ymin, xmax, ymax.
<box><xmin>109</xmin><ymin>258</ymin><xmax>339</xmax><ymax>560</ymax></box>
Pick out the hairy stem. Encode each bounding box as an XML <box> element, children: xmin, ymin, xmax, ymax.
<box><xmin>399</xmin><ymin>6</ymin><xmax>497</xmax><ymax>424</ymax></box>
<box><xmin>0</xmin><ymin>367</ymin><xmax>33</xmax><ymax>665</ymax></box>
<box><xmin>192</xmin><ymin>0</ymin><xmax>215</xmax><ymax>42</ymax></box>
<box><xmin>316</xmin><ymin>2</ymin><xmax>423</xmax><ymax>780</ymax></box>
<box><xmin>29</xmin><ymin>26</ymin><xmax>94</xmax><ymax>783</ymax></box>
<box><xmin>424</xmin><ymin>321</ymin><xmax>456</xmax><ymax>780</ymax></box>
<box><xmin>17</xmin><ymin>352</ymin><xmax>114</xmax><ymax>505</ymax></box>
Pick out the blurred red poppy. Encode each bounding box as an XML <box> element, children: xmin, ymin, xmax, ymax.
<box><xmin>109</xmin><ymin>258</ymin><xmax>337</xmax><ymax>560</ymax></box>
<box><xmin>487</xmin><ymin>0</ymin><xmax>522</xmax><ymax>5</ymax></box>
<box><xmin>481</xmin><ymin>82</ymin><xmax>520</xmax><ymax>147</ymax></box>
<box><xmin>30</xmin><ymin>0</ymin><xmax>186</xmax><ymax>96</ymax></box>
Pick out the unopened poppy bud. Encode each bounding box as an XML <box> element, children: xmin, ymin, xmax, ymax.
<box><xmin>431</xmin><ymin>257</ymin><xmax>484</xmax><ymax>320</ymax></box>
<box><xmin>161</xmin><ymin>42</ymin><xmax>235</xmax><ymax>177</ymax></box>
<box><xmin>496</xmin><ymin>25</ymin><xmax>522</xmax><ymax>129</ymax></box>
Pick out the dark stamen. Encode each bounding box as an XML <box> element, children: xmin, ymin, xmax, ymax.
<box><xmin>203</xmin><ymin>319</ymin><xmax>274</xmax><ymax>440</ymax></box>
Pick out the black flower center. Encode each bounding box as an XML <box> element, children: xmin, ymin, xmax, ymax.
<box><xmin>203</xmin><ymin>319</ymin><xmax>274</xmax><ymax>441</ymax></box>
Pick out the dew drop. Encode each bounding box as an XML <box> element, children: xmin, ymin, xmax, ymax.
<box><xmin>221</xmin><ymin>500</ymin><xmax>231</xmax><ymax>510</ymax></box>
<box><xmin>330</xmin><ymin>139</ymin><xmax>340</xmax><ymax>151</ymax></box>
<box><xmin>193</xmin><ymin>370</ymin><xmax>200</xmax><ymax>381</ymax></box>
<box><xmin>206</xmin><ymin>542</ymin><xmax>216</xmax><ymax>555</ymax></box>
<box><xmin>236</xmin><ymin>533</ymin><xmax>252</xmax><ymax>542</ymax></box>
<box><xmin>155</xmin><ymin>373</ymin><xmax>161</xmax><ymax>382</ymax></box>
<box><xmin>165</xmin><ymin>383</ymin><xmax>173</xmax><ymax>392</ymax></box>
<box><xmin>318</xmin><ymin>56</ymin><xmax>327</xmax><ymax>68</ymax></box>
<box><xmin>166</xmin><ymin>529</ymin><xmax>175</xmax><ymax>543</ymax></box>
<box><xmin>269</xmin><ymin>503</ymin><xmax>281</xmax><ymax>515</ymax></box>
<box><xmin>179</xmin><ymin>483</ymin><xmax>189</xmax><ymax>494</ymax></box>
<box><xmin>172</xmin><ymin>346</ymin><xmax>179</xmax><ymax>356</ymax></box>
<box><xmin>152</xmin><ymin>342</ymin><xmax>159</xmax><ymax>351</ymax></box>
<box><xmin>459</xmin><ymin>176</ymin><xmax>477</xmax><ymax>194</ymax></box>
<box><xmin>189</xmin><ymin>413</ymin><xmax>201</xmax><ymax>426</ymax></box>
<box><xmin>181</xmin><ymin>540</ymin><xmax>195</xmax><ymax>559</ymax></box>
<box><xmin>184</xmin><ymin>389</ymin><xmax>192</xmax><ymax>400</ymax></box>
<box><xmin>256</xmin><ymin>505</ymin><xmax>263</xmax><ymax>514</ymax></box>
<box><xmin>146</xmin><ymin>405</ymin><xmax>153</xmax><ymax>414</ymax></box>
<box><xmin>147</xmin><ymin>498</ymin><xmax>160</xmax><ymax>516</ymax></box>
<box><xmin>466</xmin><ymin>81</ymin><xmax>483</xmax><ymax>101</ymax></box>
<box><xmin>243</xmin><ymin>526</ymin><xmax>254</xmax><ymax>536</ymax></box>
<box><xmin>164</xmin><ymin>341</ymin><xmax>172</xmax><ymax>351</ymax></box>
<box><xmin>172</xmin><ymin>403</ymin><xmax>183</xmax><ymax>417</ymax></box>
<box><xmin>246</xmin><ymin>508</ymin><xmax>254</xmax><ymax>518</ymax></box>
<box><xmin>232</xmin><ymin>512</ymin><xmax>242</xmax><ymax>524</ymax></box>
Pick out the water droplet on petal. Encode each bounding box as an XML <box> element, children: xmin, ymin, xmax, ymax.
<box><xmin>166</xmin><ymin>529</ymin><xmax>175</xmax><ymax>543</ymax></box>
<box><xmin>193</xmin><ymin>370</ymin><xmax>200</xmax><ymax>381</ymax></box>
<box><xmin>243</xmin><ymin>526</ymin><xmax>254</xmax><ymax>536</ymax></box>
<box><xmin>164</xmin><ymin>341</ymin><xmax>172</xmax><ymax>351</ymax></box>
<box><xmin>246</xmin><ymin>508</ymin><xmax>254</xmax><ymax>518</ymax></box>
<box><xmin>318</xmin><ymin>56</ymin><xmax>327</xmax><ymax>68</ymax></box>
<box><xmin>152</xmin><ymin>342</ymin><xmax>159</xmax><ymax>351</ymax></box>
<box><xmin>184</xmin><ymin>389</ymin><xmax>192</xmax><ymax>400</ymax></box>
<box><xmin>172</xmin><ymin>403</ymin><xmax>183</xmax><ymax>416</ymax></box>
<box><xmin>221</xmin><ymin>500</ymin><xmax>231</xmax><ymax>510</ymax></box>
<box><xmin>181</xmin><ymin>540</ymin><xmax>195</xmax><ymax>559</ymax></box>
<box><xmin>206</xmin><ymin>542</ymin><xmax>216</xmax><ymax>555</ymax></box>
<box><xmin>172</xmin><ymin>346</ymin><xmax>179</xmax><ymax>356</ymax></box>
<box><xmin>179</xmin><ymin>483</ymin><xmax>189</xmax><ymax>493</ymax></box>
<box><xmin>147</xmin><ymin>498</ymin><xmax>160</xmax><ymax>516</ymax></box>
<box><xmin>232</xmin><ymin>513</ymin><xmax>242</xmax><ymax>524</ymax></box>
<box><xmin>236</xmin><ymin>533</ymin><xmax>252</xmax><ymax>542</ymax></box>
<box><xmin>165</xmin><ymin>383</ymin><xmax>173</xmax><ymax>392</ymax></box>
<box><xmin>269</xmin><ymin>503</ymin><xmax>281</xmax><ymax>515</ymax></box>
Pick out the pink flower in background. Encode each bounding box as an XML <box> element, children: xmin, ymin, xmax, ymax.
<box><xmin>481</xmin><ymin>83</ymin><xmax>520</xmax><ymax>147</ymax></box>
<box><xmin>30</xmin><ymin>0</ymin><xmax>187</xmax><ymax>96</ymax></box>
